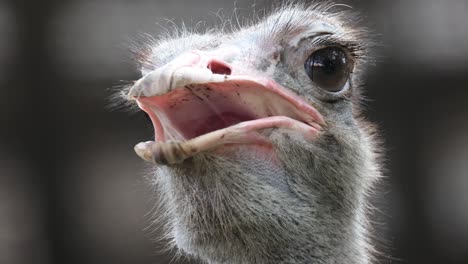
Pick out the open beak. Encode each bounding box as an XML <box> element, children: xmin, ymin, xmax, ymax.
<box><xmin>128</xmin><ymin>52</ymin><xmax>324</xmax><ymax>165</ymax></box>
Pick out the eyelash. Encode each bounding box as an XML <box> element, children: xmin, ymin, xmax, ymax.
<box><xmin>305</xmin><ymin>36</ymin><xmax>362</xmax><ymax>59</ymax></box>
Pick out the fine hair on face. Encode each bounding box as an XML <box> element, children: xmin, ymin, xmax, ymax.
<box><xmin>121</xmin><ymin>2</ymin><xmax>382</xmax><ymax>264</ymax></box>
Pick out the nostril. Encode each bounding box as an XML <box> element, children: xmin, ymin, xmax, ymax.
<box><xmin>207</xmin><ymin>60</ymin><xmax>232</xmax><ymax>75</ymax></box>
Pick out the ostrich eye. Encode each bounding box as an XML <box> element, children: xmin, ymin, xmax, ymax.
<box><xmin>304</xmin><ymin>47</ymin><xmax>353</xmax><ymax>92</ymax></box>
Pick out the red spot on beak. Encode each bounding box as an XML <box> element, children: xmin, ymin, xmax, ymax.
<box><xmin>207</xmin><ymin>60</ymin><xmax>232</xmax><ymax>75</ymax></box>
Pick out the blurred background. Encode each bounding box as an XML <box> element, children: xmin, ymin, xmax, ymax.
<box><xmin>1</xmin><ymin>0</ymin><xmax>467</xmax><ymax>263</ymax></box>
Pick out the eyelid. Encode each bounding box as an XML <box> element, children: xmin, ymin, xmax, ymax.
<box><xmin>300</xmin><ymin>34</ymin><xmax>362</xmax><ymax>60</ymax></box>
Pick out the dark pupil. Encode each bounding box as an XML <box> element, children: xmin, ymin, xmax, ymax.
<box><xmin>304</xmin><ymin>47</ymin><xmax>352</xmax><ymax>92</ymax></box>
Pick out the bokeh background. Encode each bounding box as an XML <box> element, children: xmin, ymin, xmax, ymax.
<box><xmin>1</xmin><ymin>0</ymin><xmax>468</xmax><ymax>263</ymax></box>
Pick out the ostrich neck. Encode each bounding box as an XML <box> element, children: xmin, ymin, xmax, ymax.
<box><xmin>189</xmin><ymin>205</ymin><xmax>370</xmax><ymax>264</ymax></box>
<box><xmin>161</xmin><ymin>160</ymin><xmax>372</xmax><ymax>264</ymax></box>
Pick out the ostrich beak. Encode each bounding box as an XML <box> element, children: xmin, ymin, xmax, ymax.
<box><xmin>128</xmin><ymin>52</ymin><xmax>324</xmax><ymax>165</ymax></box>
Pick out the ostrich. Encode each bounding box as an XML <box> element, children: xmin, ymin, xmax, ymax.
<box><xmin>124</xmin><ymin>3</ymin><xmax>380</xmax><ymax>264</ymax></box>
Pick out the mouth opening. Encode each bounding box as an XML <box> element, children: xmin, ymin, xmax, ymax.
<box><xmin>136</xmin><ymin>79</ymin><xmax>323</xmax><ymax>143</ymax></box>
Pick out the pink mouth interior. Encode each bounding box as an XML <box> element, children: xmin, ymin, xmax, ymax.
<box><xmin>137</xmin><ymin>81</ymin><xmax>310</xmax><ymax>142</ymax></box>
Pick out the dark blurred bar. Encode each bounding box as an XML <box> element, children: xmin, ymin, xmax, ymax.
<box><xmin>1</xmin><ymin>0</ymin><xmax>467</xmax><ymax>263</ymax></box>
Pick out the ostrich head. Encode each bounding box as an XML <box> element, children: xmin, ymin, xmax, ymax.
<box><xmin>125</xmin><ymin>3</ymin><xmax>380</xmax><ymax>264</ymax></box>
